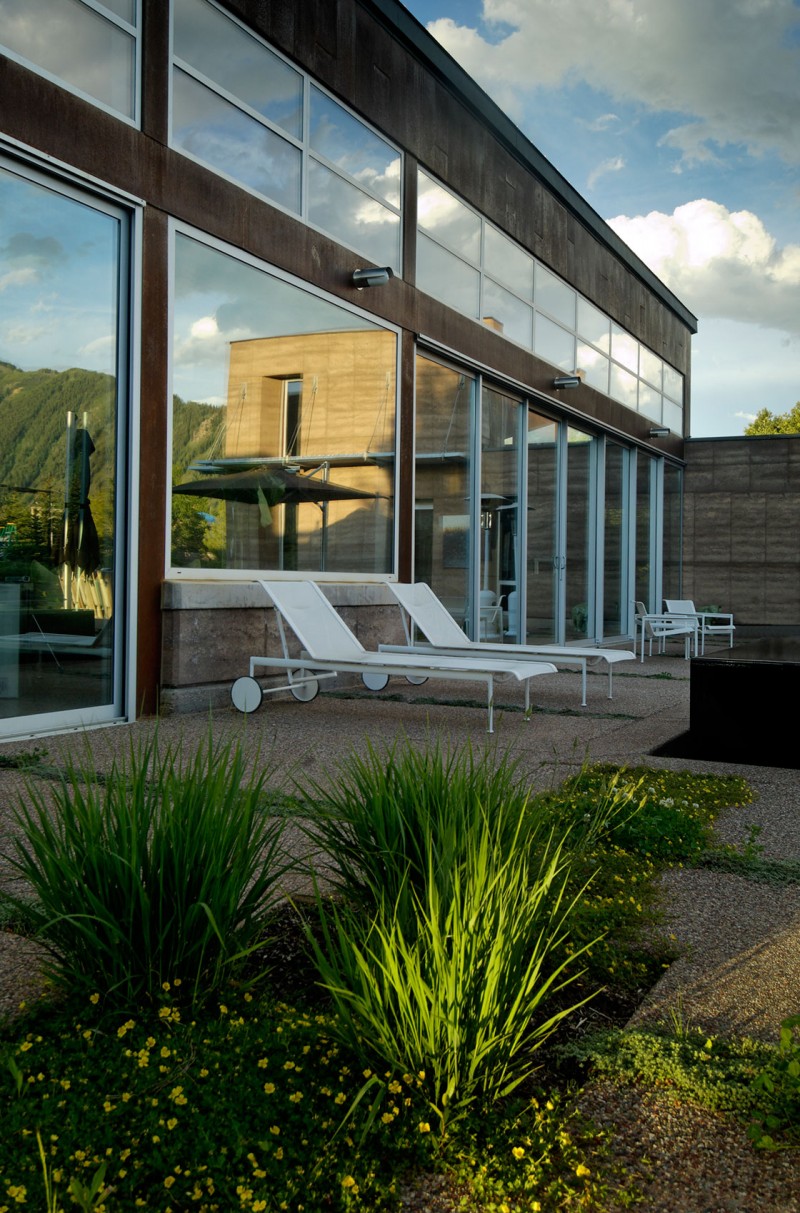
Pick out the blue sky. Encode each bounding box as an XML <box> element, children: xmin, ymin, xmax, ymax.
<box><xmin>403</xmin><ymin>0</ymin><xmax>800</xmax><ymax>436</ymax></box>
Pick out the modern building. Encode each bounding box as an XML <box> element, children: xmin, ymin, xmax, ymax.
<box><xmin>0</xmin><ymin>0</ymin><xmax>696</xmax><ymax>739</ymax></box>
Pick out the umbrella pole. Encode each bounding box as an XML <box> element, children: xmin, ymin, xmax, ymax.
<box><xmin>62</xmin><ymin>411</ymin><xmax>76</xmax><ymax>610</ymax></box>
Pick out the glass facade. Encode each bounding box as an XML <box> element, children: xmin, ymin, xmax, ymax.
<box><xmin>170</xmin><ymin>232</ymin><xmax>397</xmax><ymax>576</ymax></box>
<box><xmin>0</xmin><ymin>159</ymin><xmax>128</xmax><ymax>737</ymax></box>
<box><xmin>172</xmin><ymin>0</ymin><xmax>402</xmax><ymax>272</ymax></box>
<box><xmin>0</xmin><ymin>0</ymin><xmax>138</xmax><ymax>121</ymax></box>
<box><xmin>414</xmin><ymin>353</ymin><xmax>680</xmax><ymax>646</ymax></box>
<box><xmin>417</xmin><ymin>169</ymin><xmax>685</xmax><ymax>432</ymax></box>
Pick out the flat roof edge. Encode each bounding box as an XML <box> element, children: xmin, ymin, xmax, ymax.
<box><xmin>363</xmin><ymin>0</ymin><xmax>698</xmax><ymax>333</ymax></box>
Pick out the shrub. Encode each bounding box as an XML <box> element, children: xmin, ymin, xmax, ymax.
<box><xmin>305</xmin><ymin>746</ymin><xmax>599</xmax><ymax>1133</ymax></box>
<box><xmin>2</xmin><ymin>730</ymin><xmax>291</xmax><ymax>1008</ymax></box>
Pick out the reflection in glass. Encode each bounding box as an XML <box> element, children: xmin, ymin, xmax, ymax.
<box><xmin>174</xmin><ymin>0</ymin><xmax>303</xmax><ymax>138</ymax></box>
<box><xmin>525</xmin><ymin>413</ymin><xmax>558</xmax><ymax>642</ymax></box>
<box><xmin>577</xmin><ymin>297</ymin><xmax>610</xmax><ymax>353</ymax></box>
<box><xmin>482</xmin><ymin>279</ymin><xmax>533</xmax><ymax>348</ymax></box>
<box><xmin>535</xmin><ymin>265</ymin><xmax>576</xmax><ymax>328</ymax></box>
<box><xmin>417</xmin><ymin>234</ymin><xmax>480</xmax><ymax>318</ymax></box>
<box><xmin>576</xmin><ymin>342</ymin><xmax>609</xmax><ymax>394</ymax></box>
<box><xmin>308</xmin><ymin>160</ymin><xmax>400</xmax><ymax>271</ymax></box>
<box><xmin>414</xmin><ymin>357</ymin><xmax>474</xmax><ymax>630</ymax></box>
<box><xmin>663</xmin><ymin>398</ymin><xmax>683</xmax><ymax>434</ymax></box>
<box><xmin>171</xmin><ymin>234</ymin><xmax>395</xmax><ymax>575</ymax></box>
<box><xmin>638</xmin><ymin>384</ymin><xmax>662</xmax><ymax>423</ymax></box>
<box><xmin>639</xmin><ymin>346</ymin><xmax>663</xmax><ymax>389</ymax></box>
<box><xmin>480</xmin><ymin>387</ymin><xmax>520</xmax><ymax>641</ymax></box>
<box><xmin>535</xmin><ymin>313</ymin><xmax>575</xmax><ymax>371</ymax></box>
<box><xmin>663</xmin><ymin>364</ymin><xmax>684</xmax><ymax>403</ymax></box>
<box><xmin>0</xmin><ymin>0</ymin><xmax>135</xmax><ymax>118</ymax></box>
<box><xmin>565</xmin><ymin>428</ymin><xmax>594</xmax><ymax>641</ymax></box>
<box><xmin>603</xmin><ymin>443</ymin><xmax>626</xmax><ymax>636</ymax></box>
<box><xmin>173</xmin><ymin>71</ymin><xmax>302</xmax><ymax>214</ymax></box>
<box><xmin>611</xmin><ymin>324</ymin><xmax>639</xmax><ymax>373</ymax></box>
<box><xmin>310</xmin><ymin>87</ymin><xmax>400</xmax><ymax>207</ymax></box>
<box><xmin>609</xmin><ymin>362</ymin><xmax>638</xmax><ymax>408</ymax></box>
<box><xmin>484</xmin><ymin>226</ymin><xmax>533</xmax><ymax>299</ymax></box>
<box><xmin>417</xmin><ymin>171</ymin><xmax>481</xmax><ymax>262</ymax></box>
<box><xmin>0</xmin><ymin>164</ymin><xmax>122</xmax><ymax>733</ymax></box>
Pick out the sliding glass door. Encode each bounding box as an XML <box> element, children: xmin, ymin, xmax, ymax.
<box><xmin>0</xmin><ymin>159</ymin><xmax>129</xmax><ymax>737</ymax></box>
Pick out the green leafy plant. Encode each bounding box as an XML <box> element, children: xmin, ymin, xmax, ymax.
<box><xmin>307</xmin><ymin>792</ymin><xmax>598</xmax><ymax>1133</ymax></box>
<box><xmin>300</xmin><ymin>738</ymin><xmax>546</xmax><ymax>931</ymax></box>
<box><xmin>1</xmin><ymin>730</ymin><xmax>292</xmax><ymax>1008</ymax></box>
<box><xmin>750</xmin><ymin>1014</ymin><xmax>800</xmax><ymax>1148</ymax></box>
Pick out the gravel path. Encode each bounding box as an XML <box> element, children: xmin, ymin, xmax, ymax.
<box><xmin>2</xmin><ymin>657</ymin><xmax>799</xmax><ymax>1209</ymax></box>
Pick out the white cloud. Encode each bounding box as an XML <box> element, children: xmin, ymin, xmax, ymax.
<box><xmin>0</xmin><ymin>267</ymin><xmax>37</xmax><ymax>292</ymax></box>
<box><xmin>587</xmin><ymin>156</ymin><xmax>626</xmax><ymax>190</ymax></box>
<box><xmin>425</xmin><ymin>0</ymin><xmax>800</xmax><ymax>166</ymax></box>
<box><xmin>607</xmin><ymin>199</ymin><xmax>800</xmax><ymax>335</ymax></box>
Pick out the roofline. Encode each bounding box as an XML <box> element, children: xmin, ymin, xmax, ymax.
<box><xmin>362</xmin><ymin>0</ymin><xmax>698</xmax><ymax>334</ymax></box>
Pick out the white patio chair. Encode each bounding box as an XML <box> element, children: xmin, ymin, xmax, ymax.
<box><xmin>664</xmin><ymin>599</ymin><xmax>734</xmax><ymax>654</ymax></box>
<box><xmin>385</xmin><ymin>581</ymin><xmax>636</xmax><ymax>705</ymax></box>
<box><xmin>635</xmin><ymin>601</ymin><xmax>697</xmax><ymax>662</ymax></box>
<box><xmin>230</xmin><ymin>579</ymin><xmax>558</xmax><ymax>733</ymax></box>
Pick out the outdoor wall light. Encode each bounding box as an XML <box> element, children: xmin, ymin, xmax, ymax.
<box><xmin>552</xmin><ymin>375</ymin><xmax>582</xmax><ymax>389</ymax></box>
<box><xmin>352</xmin><ymin>266</ymin><xmax>394</xmax><ymax>288</ymax></box>
<box><xmin>648</xmin><ymin>426</ymin><xmax>670</xmax><ymax>438</ymax></box>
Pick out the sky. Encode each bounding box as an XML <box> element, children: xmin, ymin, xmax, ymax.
<box><xmin>402</xmin><ymin>0</ymin><xmax>800</xmax><ymax>437</ymax></box>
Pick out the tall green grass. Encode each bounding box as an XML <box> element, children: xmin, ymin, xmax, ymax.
<box><xmin>301</xmin><ymin>740</ymin><xmax>601</xmax><ymax>1132</ymax></box>
<box><xmin>2</xmin><ymin>731</ymin><xmax>291</xmax><ymax>1008</ymax></box>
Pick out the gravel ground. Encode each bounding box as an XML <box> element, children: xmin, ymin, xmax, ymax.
<box><xmin>2</xmin><ymin>651</ymin><xmax>799</xmax><ymax>1209</ymax></box>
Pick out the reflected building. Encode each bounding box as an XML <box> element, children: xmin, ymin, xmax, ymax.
<box><xmin>0</xmin><ymin>0</ymin><xmax>696</xmax><ymax>735</ymax></box>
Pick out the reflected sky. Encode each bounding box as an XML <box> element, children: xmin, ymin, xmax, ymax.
<box><xmin>0</xmin><ymin>168</ymin><xmax>120</xmax><ymax>376</ymax></box>
<box><xmin>173</xmin><ymin>234</ymin><xmax>384</xmax><ymax>405</ymax></box>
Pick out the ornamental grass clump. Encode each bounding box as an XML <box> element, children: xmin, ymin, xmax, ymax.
<box><xmin>2</xmin><ymin>730</ymin><xmax>291</xmax><ymax>1009</ymax></box>
<box><xmin>304</xmin><ymin>741</ymin><xmax>599</xmax><ymax>1133</ymax></box>
<box><xmin>300</xmin><ymin>737</ymin><xmax>546</xmax><ymax>932</ymax></box>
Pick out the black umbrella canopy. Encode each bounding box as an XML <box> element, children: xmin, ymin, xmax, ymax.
<box><xmin>173</xmin><ymin>466</ymin><xmax>377</xmax><ymax>506</ymax></box>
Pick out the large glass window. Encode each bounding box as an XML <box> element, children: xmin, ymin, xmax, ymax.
<box><xmin>525</xmin><ymin>412</ymin><xmax>559</xmax><ymax>643</ymax></box>
<box><xmin>564</xmin><ymin>428</ymin><xmax>595</xmax><ymax>641</ymax></box>
<box><xmin>0</xmin><ymin>0</ymin><xmax>138</xmax><ymax>121</ymax></box>
<box><xmin>603</xmin><ymin>442</ymin><xmax>628</xmax><ymax>637</ymax></box>
<box><xmin>416</xmin><ymin>168</ymin><xmax>685</xmax><ymax>430</ymax></box>
<box><xmin>413</xmin><ymin>357</ymin><xmax>475</xmax><ymax>627</ymax></box>
<box><xmin>480</xmin><ymin>386</ymin><xmax>521</xmax><ymax>640</ymax></box>
<box><xmin>172</xmin><ymin>0</ymin><xmax>402</xmax><ymax>271</ymax></box>
<box><xmin>170</xmin><ymin>232</ymin><xmax>397</xmax><ymax>576</ymax></box>
<box><xmin>0</xmin><ymin>159</ymin><xmax>129</xmax><ymax>737</ymax></box>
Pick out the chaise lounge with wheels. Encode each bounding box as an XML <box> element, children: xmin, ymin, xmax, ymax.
<box><xmin>382</xmin><ymin>580</ymin><xmax>635</xmax><ymax>705</ymax></box>
<box><xmin>230</xmin><ymin>579</ymin><xmax>558</xmax><ymax>733</ymax></box>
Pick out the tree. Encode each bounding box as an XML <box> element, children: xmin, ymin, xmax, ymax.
<box><xmin>744</xmin><ymin>402</ymin><xmax>800</xmax><ymax>435</ymax></box>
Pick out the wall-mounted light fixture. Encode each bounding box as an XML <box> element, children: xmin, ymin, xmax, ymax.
<box><xmin>552</xmin><ymin>375</ymin><xmax>582</xmax><ymax>389</ymax></box>
<box><xmin>352</xmin><ymin>266</ymin><xmax>394</xmax><ymax>289</ymax></box>
<box><xmin>648</xmin><ymin>426</ymin><xmax>670</xmax><ymax>438</ymax></box>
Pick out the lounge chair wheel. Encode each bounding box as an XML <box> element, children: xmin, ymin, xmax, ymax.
<box><xmin>231</xmin><ymin>676</ymin><xmax>263</xmax><ymax>714</ymax></box>
<box><xmin>362</xmin><ymin>671</ymin><xmax>390</xmax><ymax>691</ymax></box>
<box><xmin>289</xmin><ymin>669</ymin><xmax>320</xmax><ymax>702</ymax></box>
<box><xmin>405</xmin><ymin>674</ymin><xmax>428</xmax><ymax>685</ymax></box>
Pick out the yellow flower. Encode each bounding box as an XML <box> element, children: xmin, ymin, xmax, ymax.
<box><xmin>167</xmin><ymin>1118</ymin><xmax>178</xmax><ymax>1130</ymax></box>
<box><xmin>381</xmin><ymin>1112</ymin><xmax>394</xmax><ymax>1124</ymax></box>
<box><xmin>263</xmin><ymin>1082</ymin><xmax>276</xmax><ymax>1094</ymax></box>
<box><xmin>162</xmin><ymin>981</ymin><xmax>171</xmax><ymax>992</ymax></box>
<box><xmin>341</xmin><ymin>1176</ymin><xmax>356</xmax><ymax>1189</ymax></box>
<box><xmin>575</xmin><ymin>1163</ymin><xmax>591</xmax><ymax>1178</ymax></box>
<box><xmin>89</xmin><ymin>993</ymin><xmax>100</xmax><ymax>1004</ymax></box>
<box><xmin>289</xmin><ymin>1091</ymin><xmax>303</xmax><ymax>1103</ymax></box>
<box><xmin>275</xmin><ymin>1146</ymin><xmax>284</xmax><ymax>1160</ymax></box>
<box><xmin>269</xmin><ymin>1125</ymin><xmax>280</xmax><ymax>1136</ymax></box>
<box><xmin>257</xmin><ymin>1058</ymin><xmax>269</xmax><ymax>1068</ymax></box>
<box><xmin>512</xmin><ymin>1146</ymin><xmax>525</xmax><ymax>1159</ymax></box>
<box><xmin>418</xmin><ymin>1122</ymin><xmax>431</xmax><ymax>1134</ymax></box>
<box><xmin>164</xmin><ymin>1176</ymin><xmax>175</xmax><ymax>1189</ymax></box>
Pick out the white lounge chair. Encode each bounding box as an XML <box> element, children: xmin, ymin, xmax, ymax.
<box><xmin>634</xmin><ymin>601</ymin><xmax>698</xmax><ymax>662</ymax></box>
<box><xmin>230</xmin><ymin>579</ymin><xmax>558</xmax><ymax>733</ymax></box>
<box><xmin>383</xmin><ymin>581</ymin><xmax>635</xmax><ymax>705</ymax></box>
<box><xmin>664</xmin><ymin>599</ymin><xmax>734</xmax><ymax>654</ymax></box>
